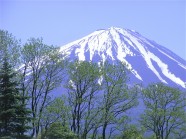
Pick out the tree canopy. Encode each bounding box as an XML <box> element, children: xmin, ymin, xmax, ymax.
<box><xmin>0</xmin><ymin>29</ymin><xmax>185</xmax><ymax>139</ymax></box>
<box><xmin>140</xmin><ymin>83</ymin><xmax>186</xmax><ymax>139</ymax></box>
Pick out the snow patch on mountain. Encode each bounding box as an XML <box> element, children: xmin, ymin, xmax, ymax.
<box><xmin>157</xmin><ymin>48</ymin><xmax>186</xmax><ymax>70</ymax></box>
<box><xmin>124</xmin><ymin>31</ymin><xmax>167</xmax><ymax>83</ymax></box>
<box><xmin>60</xmin><ymin>27</ymin><xmax>186</xmax><ymax>88</ymax></box>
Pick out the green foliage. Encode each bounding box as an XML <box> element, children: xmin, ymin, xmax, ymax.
<box><xmin>140</xmin><ymin>83</ymin><xmax>186</xmax><ymax>139</ymax></box>
<box><xmin>119</xmin><ymin>125</ymin><xmax>143</xmax><ymax>139</ymax></box>
<box><xmin>21</xmin><ymin>38</ymin><xmax>66</xmax><ymax>137</ymax></box>
<box><xmin>0</xmin><ymin>30</ymin><xmax>21</xmax><ymax>67</ymax></box>
<box><xmin>45</xmin><ymin>122</ymin><xmax>77</xmax><ymax>139</ymax></box>
<box><xmin>65</xmin><ymin>60</ymin><xmax>101</xmax><ymax>138</ymax></box>
<box><xmin>0</xmin><ymin>30</ymin><xmax>31</xmax><ymax>138</ymax></box>
<box><xmin>98</xmin><ymin>61</ymin><xmax>139</xmax><ymax>139</ymax></box>
<box><xmin>41</xmin><ymin>96</ymin><xmax>70</xmax><ymax>130</ymax></box>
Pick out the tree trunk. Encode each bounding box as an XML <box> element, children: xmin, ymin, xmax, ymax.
<box><xmin>102</xmin><ymin>123</ymin><xmax>107</xmax><ymax>139</ymax></box>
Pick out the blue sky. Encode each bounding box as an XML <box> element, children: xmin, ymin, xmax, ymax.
<box><xmin>1</xmin><ymin>0</ymin><xmax>186</xmax><ymax>60</ymax></box>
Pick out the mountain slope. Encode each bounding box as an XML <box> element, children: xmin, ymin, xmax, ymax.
<box><xmin>60</xmin><ymin>27</ymin><xmax>186</xmax><ymax>88</ymax></box>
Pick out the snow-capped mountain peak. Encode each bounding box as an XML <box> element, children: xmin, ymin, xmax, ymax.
<box><xmin>60</xmin><ymin>27</ymin><xmax>186</xmax><ymax>88</ymax></box>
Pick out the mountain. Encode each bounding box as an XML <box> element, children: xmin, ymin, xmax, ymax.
<box><xmin>60</xmin><ymin>27</ymin><xmax>186</xmax><ymax>89</ymax></box>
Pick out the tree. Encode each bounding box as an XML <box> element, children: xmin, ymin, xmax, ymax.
<box><xmin>0</xmin><ymin>30</ymin><xmax>20</xmax><ymax>68</ymax></box>
<box><xmin>45</xmin><ymin>122</ymin><xmax>77</xmax><ymax>139</ymax></box>
<box><xmin>65</xmin><ymin>60</ymin><xmax>101</xmax><ymax>139</ymax></box>
<box><xmin>116</xmin><ymin>125</ymin><xmax>143</xmax><ymax>139</ymax></box>
<box><xmin>0</xmin><ymin>30</ymin><xmax>31</xmax><ymax>138</ymax></box>
<box><xmin>97</xmin><ymin>61</ymin><xmax>138</xmax><ymax>139</ymax></box>
<box><xmin>21</xmin><ymin>38</ymin><xmax>66</xmax><ymax>137</ymax></box>
<box><xmin>40</xmin><ymin>96</ymin><xmax>71</xmax><ymax>138</ymax></box>
<box><xmin>0</xmin><ymin>55</ymin><xmax>31</xmax><ymax>138</ymax></box>
<box><xmin>172</xmin><ymin>123</ymin><xmax>186</xmax><ymax>139</ymax></box>
<box><xmin>140</xmin><ymin>83</ymin><xmax>186</xmax><ymax>139</ymax></box>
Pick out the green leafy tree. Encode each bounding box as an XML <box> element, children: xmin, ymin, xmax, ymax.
<box><xmin>140</xmin><ymin>83</ymin><xmax>186</xmax><ymax>139</ymax></box>
<box><xmin>0</xmin><ymin>55</ymin><xmax>31</xmax><ymax>138</ymax></box>
<box><xmin>0</xmin><ymin>30</ymin><xmax>20</xmax><ymax>68</ymax></box>
<box><xmin>40</xmin><ymin>96</ymin><xmax>71</xmax><ymax>138</ymax></box>
<box><xmin>65</xmin><ymin>60</ymin><xmax>101</xmax><ymax>139</ymax></box>
<box><xmin>117</xmin><ymin>125</ymin><xmax>143</xmax><ymax>139</ymax></box>
<box><xmin>21</xmin><ymin>38</ymin><xmax>66</xmax><ymax>137</ymax></box>
<box><xmin>97</xmin><ymin>61</ymin><xmax>138</xmax><ymax>139</ymax></box>
<box><xmin>0</xmin><ymin>30</ymin><xmax>31</xmax><ymax>138</ymax></box>
<box><xmin>45</xmin><ymin>122</ymin><xmax>77</xmax><ymax>139</ymax></box>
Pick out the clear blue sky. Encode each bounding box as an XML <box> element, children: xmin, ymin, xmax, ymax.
<box><xmin>1</xmin><ymin>0</ymin><xmax>186</xmax><ymax>60</ymax></box>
